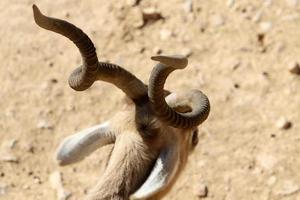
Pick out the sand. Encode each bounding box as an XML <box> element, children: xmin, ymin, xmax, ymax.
<box><xmin>1</xmin><ymin>0</ymin><xmax>300</xmax><ymax>199</ymax></box>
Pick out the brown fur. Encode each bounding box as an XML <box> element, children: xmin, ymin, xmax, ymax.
<box><xmin>85</xmin><ymin>100</ymin><xmax>198</xmax><ymax>200</ymax></box>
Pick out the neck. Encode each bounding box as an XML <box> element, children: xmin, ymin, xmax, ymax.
<box><xmin>86</xmin><ymin>133</ymin><xmax>157</xmax><ymax>200</ymax></box>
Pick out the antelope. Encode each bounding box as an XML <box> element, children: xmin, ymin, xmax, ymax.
<box><xmin>33</xmin><ymin>4</ymin><xmax>210</xmax><ymax>200</ymax></box>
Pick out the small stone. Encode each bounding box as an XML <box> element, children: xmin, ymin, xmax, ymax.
<box><xmin>33</xmin><ymin>176</ymin><xmax>42</xmax><ymax>184</ymax></box>
<box><xmin>286</xmin><ymin>0</ymin><xmax>298</xmax><ymax>7</ymax></box>
<box><xmin>37</xmin><ymin>119</ymin><xmax>54</xmax><ymax>130</ymax></box>
<box><xmin>131</xmin><ymin>8</ymin><xmax>144</xmax><ymax>28</ymax></box>
<box><xmin>25</xmin><ymin>144</ymin><xmax>35</xmax><ymax>153</ymax></box>
<box><xmin>122</xmin><ymin>31</ymin><xmax>134</xmax><ymax>42</ymax></box>
<box><xmin>288</xmin><ymin>62</ymin><xmax>300</xmax><ymax>75</ymax></box>
<box><xmin>252</xmin><ymin>10</ymin><xmax>263</xmax><ymax>23</ymax></box>
<box><xmin>50</xmin><ymin>171</ymin><xmax>72</xmax><ymax>200</ymax></box>
<box><xmin>231</xmin><ymin>60</ymin><xmax>241</xmax><ymax>71</ymax></box>
<box><xmin>275</xmin><ymin>41</ymin><xmax>286</xmax><ymax>53</ymax></box>
<box><xmin>181</xmin><ymin>48</ymin><xmax>193</xmax><ymax>57</ymax></box>
<box><xmin>257</xmin><ymin>33</ymin><xmax>265</xmax><ymax>46</ymax></box>
<box><xmin>183</xmin><ymin>0</ymin><xmax>193</xmax><ymax>13</ymax></box>
<box><xmin>267</xmin><ymin>176</ymin><xmax>277</xmax><ymax>186</ymax></box>
<box><xmin>137</xmin><ymin>46</ymin><xmax>146</xmax><ymax>54</ymax></box>
<box><xmin>262</xmin><ymin>71</ymin><xmax>269</xmax><ymax>77</ymax></box>
<box><xmin>23</xmin><ymin>184</ymin><xmax>30</xmax><ymax>190</ymax></box>
<box><xmin>50</xmin><ymin>78</ymin><xmax>58</xmax><ymax>84</ymax></box>
<box><xmin>0</xmin><ymin>183</ymin><xmax>7</xmax><ymax>196</ymax></box>
<box><xmin>0</xmin><ymin>154</ymin><xmax>19</xmax><ymax>163</ymax></box>
<box><xmin>160</xmin><ymin>29</ymin><xmax>173</xmax><ymax>40</ymax></box>
<box><xmin>276</xmin><ymin>180</ymin><xmax>300</xmax><ymax>196</ymax></box>
<box><xmin>153</xmin><ymin>47</ymin><xmax>162</xmax><ymax>55</ymax></box>
<box><xmin>233</xmin><ymin>83</ymin><xmax>240</xmax><ymax>89</ymax></box>
<box><xmin>48</xmin><ymin>62</ymin><xmax>54</xmax><ymax>67</ymax></box>
<box><xmin>64</xmin><ymin>12</ymin><xmax>70</xmax><ymax>18</ymax></box>
<box><xmin>7</xmin><ymin>139</ymin><xmax>18</xmax><ymax>149</ymax></box>
<box><xmin>194</xmin><ymin>183</ymin><xmax>208</xmax><ymax>198</ymax></box>
<box><xmin>40</xmin><ymin>81</ymin><xmax>51</xmax><ymax>91</ymax></box>
<box><xmin>227</xmin><ymin>0</ymin><xmax>235</xmax><ymax>8</ymax></box>
<box><xmin>142</xmin><ymin>8</ymin><xmax>163</xmax><ymax>24</ymax></box>
<box><xmin>126</xmin><ymin>0</ymin><xmax>141</xmax><ymax>6</ymax></box>
<box><xmin>264</xmin><ymin>0</ymin><xmax>273</xmax><ymax>7</ymax></box>
<box><xmin>256</xmin><ymin>153</ymin><xmax>277</xmax><ymax>171</ymax></box>
<box><xmin>276</xmin><ymin>117</ymin><xmax>292</xmax><ymax>130</ymax></box>
<box><xmin>259</xmin><ymin>21</ymin><xmax>272</xmax><ymax>33</ymax></box>
<box><xmin>211</xmin><ymin>14</ymin><xmax>225</xmax><ymax>27</ymax></box>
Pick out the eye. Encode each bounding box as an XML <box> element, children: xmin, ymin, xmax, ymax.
<box><xmin>191</xmin><ymin>129</ymin><xmax>199</xmax><ymax>146</ymax></box>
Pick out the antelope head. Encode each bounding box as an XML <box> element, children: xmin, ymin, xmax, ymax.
<box><xmin>33</xmin><ymin>5</ymin><xmax>210</xmax><ymax>200</ymax></box>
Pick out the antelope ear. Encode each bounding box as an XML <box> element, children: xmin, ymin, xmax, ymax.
<box><xmin>130</xmin><ymin>144</ymin><xmax>180</xmax><ymax>199</ymax></box>
<box><xmin>56</xmin><ymin>121</ymin><xmax>115</xmax><ymax>166</ymax></box>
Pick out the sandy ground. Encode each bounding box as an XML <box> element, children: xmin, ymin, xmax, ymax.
<box><xmin>1</xmin><ymin>0</ymin><xmax>300</xmax><ymax>199</ymax></box>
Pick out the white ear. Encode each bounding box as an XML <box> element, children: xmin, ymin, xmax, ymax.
<box><xmin>130</xmin><ymin>144</ymin><xmax>179</xmax><ymax>199</ymax></box>
<box><xmin>56</xmin><ymin>121</ymin><xmax>115</xmax><ymax>166</ymax></box>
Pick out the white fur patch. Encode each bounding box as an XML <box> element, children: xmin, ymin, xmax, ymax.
<box><xmin>56</xmin><ymin>121</ymin><xmax>115</xmax><ymax>166</ymax></box>
<box><xmin>131</xmin><ymin>145</ymin><xmax>179</xmax><ymax>199</ymax></box>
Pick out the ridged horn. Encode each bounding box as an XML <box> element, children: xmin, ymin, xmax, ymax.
<box><xmin>33</xmin><ymin>5</ymin><xmax>147</xmax><ymax>101</ymax></box>
<box><xmin>148</xmin><ymin>55</ymin><xmax>210</xmax><ymax>128</ymax></box>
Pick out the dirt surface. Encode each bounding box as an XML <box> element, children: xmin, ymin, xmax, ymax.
<box><xmin>1</xmin><ymin>0</ymin><xmax>300</xmax><ymax>200</ymax></box>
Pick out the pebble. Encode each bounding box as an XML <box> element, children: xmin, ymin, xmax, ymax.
<box><xmin>37</xmin><ymin>119</ymin><xmax>54</xmax><ymax>130</ymax></box>
<box><xmin>288</xmin><ymin>62</ymin><xmax>300</xmax><ymax>75</ymax></box>
<box><xmin>131</xmin><ymin>8</ymin><xmax>144</xmax><ymax>28</ymax></box>
<box><xmin>0</xmin><ymin>184</ymin><xmax>6</xmax><ymax>196</ymax></box>
<box><xmin>226</xmin><ymin>0</ymin><xmax>235</xmax><ymax>8</ymax></box>
<box><xmin>259</xmin><ymin>21</ymin><xmax>272</xmax><ymax>33</ymax></box>
<box><xmin>181</xmin><ymin>48</ymin><xmax>193</xmax><ymax>57</ymax></box>
<box><xmin>257</xmin><ymin>33</ymin><xmax>265</xmax><ymax>46</ymax></box>
<box><xmin>64</xmin><ymin>12</ymin><xmax>70</xmax><ymax>18</ymax></box>
<box><xmin>160</xmin><ymin>29</ymin><xmax>173</xmax><ymax>40</ymax></box>
<box><xmin>275</xmin><ymin>41</ymin><xmax>286</xmax><ymax>53</ymax></box>
<box><xmin>252</xmin><ymin>10</ymin><xmax>263</xmax><ymax>23</ymax></box>
<box><xmin>276</xmin><ymin>180</ymin><xmax>300</xmax><ymax>196</ymax></box>
<box><xmin>231</xmin><ymin>60</ymin><xmax>241</xmax><ymax>71</ymax></box>
<box><xmin>211</xmin><ymin>14</ymin><xmax>225</xmax><ymax>27</ymax></box>
<box><xmin>33</xmin><ymin>176</ymin><xmax>42</xmax><ymax>184</ymax></box>
<box><xmin>142</xmin><ymin>8</ymin><xmax>163</xmax><ymax>24</ymax></box>
<box><xmin>40</xmin><ymin>81</ymin><xmax>52</xmax><ymax>91</ymax></box>
<box><xmin>25</xmin><ymin>143</ymin><xmax>35</xmax><ymax>153</ymax></box>
<box><xmin>49</xmin><ymin>171</ymin><xmax>71</xmax><ymax>200</ymax></box>
<box><xmin>22</xmin><ymin>184</ymin><xmax>30</xmax><ymax>190</ymax></box>
<box><xmin>276</xmin><ymin>117</ymin><xmax>292</xmax><ymax>130</ymax></box>
<box><xmin>264</xmin><ymin>0</ymin><xmax>273</xmax><ymax>7</ymax></box>
<box><xmin>126</xmin><ymin>0</ymin><xmax>141</xmax><ymax>6</ymax></box>
<box><xmin>256</xmin><ymin>153</ymin><xmax>277</xmax><ymax>171</ymax></box>
<box><xmin>267</xmin><ymin>176</ymin><xmax>277</xmax><ymax>186</ymax></box>
<box><xmin>48</xmin><ymin>62</ymin><xmax>54</xmax><ymax>67</ymax></box>
<box><xmin>183</xmin><ymin>0</ymin><xmax>193</xmax><ymax>13</ymax></box>
<box><xmin>0</xmin><ymin>154</ymin><xmax>19</xmax><ymax>163</ymax></box>
<box><xmin>153</xmin><ymin>47</ymin><xmax>163</xmax><ymax>55</ymax></box>
<box><xmin>194</xmin><ymin>183</ymin><xmax>208</xmax><ymax>198</ymax></box>
<box><xmin>7</xmin><ymin>139</ymin><xmax>17</xmax><ymax>149</ymax></box>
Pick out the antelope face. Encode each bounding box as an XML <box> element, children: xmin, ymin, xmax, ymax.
<box><xmin>33</xmin><ymin>5</ymin><xmax>210</xmax><ymax>200</ymax></box>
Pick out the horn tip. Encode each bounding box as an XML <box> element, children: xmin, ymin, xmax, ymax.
<box><xmin>32</xmin><ymin>4</ymin><xmax>39</xmax><ymax>13</ymax></box>
<box><xmin>151</xmin><ymin>55</ymin><xmax>188</xmax><ymax>69</ymax></box>
<box><xmin>32</xmin><ymin>4</ymin><xmax>42</xmax><ymax>23</ymax></box>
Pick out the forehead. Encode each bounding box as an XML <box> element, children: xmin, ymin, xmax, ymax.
<box><xmin>110</xmin><ymin>99</ymin><xmax>196</xmax><ymax>139</ymax></box>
